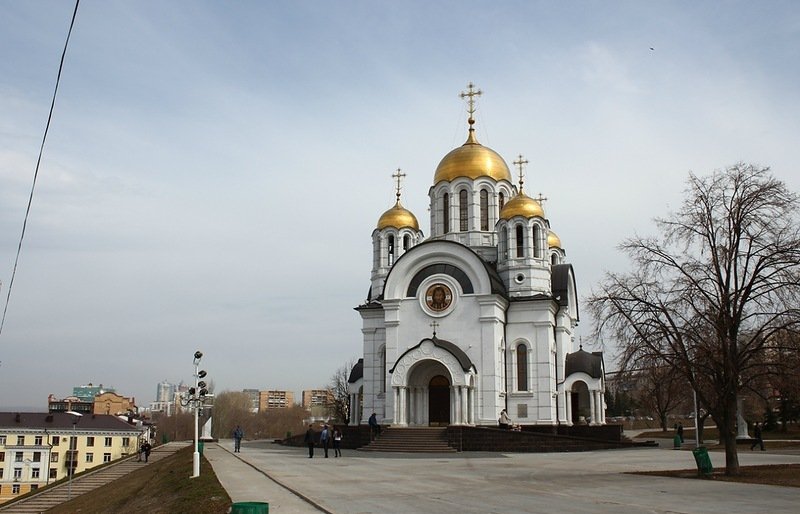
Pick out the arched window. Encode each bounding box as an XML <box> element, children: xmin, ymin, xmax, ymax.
<box><xmin>379</xmin><ymin>346</ymin><xmax>386</xmax><ymax>393</ymax></box>
<box><xmin>480</xmin><ymin>190</ymin><xmax>488</xmax><ymax>230</ymax></box>
<box><xmin>499</xmin><ymin>192</ymin><xmax>505</xmax><ymax>213</ymax></box>
<box><xmin>459</xmin><ymin>189</ymin><xmax>468</xmax><ymax>231</ymax></box>
<box><xmin>551</xmin><ymin>253</ymin><xmax>557</xmax><ymax>265</ymax></box>
<box><xmin>499</xmin><ymin>226</ymin><xmax>508</xmax><ymax>259</ymax></box>
<box><xmin>443</xmin><ymin>193</ymin><xmax>450</xmax><ymax>234</ymax></box>
<box><xmin>533</xmin><ymin>225</ymin><xmax>542</xmax><ymax>258</ymax></box>
<box><xmin>516</xmin><ymin>344</ymin><xmax>528</xmax><ymax>391</ymax></box>
<box><xmin>515</xmin><ymin>225</ymin><xmax>524</xmax><ymax>258</ymax></box>
<box><xmin>387</xmin><ymin>235</ymin><xmax>395</xmax><ymax>266</ymax></box>
<box><xmin>403</xmin><ymin>234</ymin><xmax>411</xmax><ymax>252</ymax></box>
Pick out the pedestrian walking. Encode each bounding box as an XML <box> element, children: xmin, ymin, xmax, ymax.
<box><xmin>368</xmin><ymin>413</ymin><xmax>382</xmax><ymax>440</ymax></box>
<box><xmin>304</xmin><ymin>424</ymin><xmax>316</xmax><ymax>458</ymax></box>
<box><xmin>141</xmin><ymin>441</ymin><xmax>152</xmax><ymax>462</ymax></box>
<box><xmin>333</xmin><ymin>428</ymin><xmax>343</xmax><ymax>457</ymax></box>
<box><xmin>320</xmin><ymin>424</ymin><xmax>330</xmax><ymax>458</ymax></box>
<box><xmin>233</xmin><ymin>425</ymin><xmax>244</xmax><ymax>453</ymax></box>
<box><xmin>750</xmin><ymin>422</ymin><xmax>765</xmax><ymax>451</ymax></box>
<box><xmin>677</xmin><ymin>422</ymin><xmax>684</xmax><ymax>443</ymax></box>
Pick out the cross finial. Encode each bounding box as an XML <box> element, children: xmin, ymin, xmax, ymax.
<box><xmin>459</xmin><ymin>82</ymin><xmax>482</xmax><ymax>122</ymax></box>
<box><xmin>430</xmin><ymin>320</ymin><xmax>439</xmax><ymax>337</ymax></box>
<box><xmin>513</xmin><ymin>154</ymin><xmax>528</xmax><ymax>193</ymax></box>
<box><xmin>392</xmin><ymin>168</ymin><xmax>406</xmax><ymax>203</ymax></box>
<box><xmin>535</xmin><ymin>192</ymin><xmax>548</xmax><ymax>205</ymax></box>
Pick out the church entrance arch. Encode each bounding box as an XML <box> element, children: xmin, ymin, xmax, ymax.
<box><xmin>571</xmin><ymin>381</ymin><xmax>590</xmax><ymax>424</ymax></box>
<box><xmin>390</xmin><ymin>339</ymin><xmax>475</xmax><ymax>426</ymax></box>
<box><xmin>428</xmin><ymin>375</ymin><xmax>450</xmax><ymax>426</ymax></box>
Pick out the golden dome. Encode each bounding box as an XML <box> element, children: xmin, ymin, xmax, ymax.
<box><xmin>433</xmin><ymin>129</ymin><xmax>513</xmax><ymax>184</ymax></box>
<box><xmin>499</xmin><ymin>191</ymin><xmax>544</xmax><ymax>220</ymax></box>
<box><xmin>548</xmin><ymin>229</ymin><xmax>562</xmax><ymax>249</ymax></box>
<box><xmin>377</xmin><ymin>201</ymin><xmax>419</xmax><ymax>231</ymax></box>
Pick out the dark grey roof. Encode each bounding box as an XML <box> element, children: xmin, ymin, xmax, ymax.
<box><xmin>390</xmin><ymin>337</ymin><xmax>475</xmax><ymax>373</ymax></box>
<box><xmin>565</xmin><ymin>349</ymin><xmax>604</xmax><ymax>379</ymax></box>
<box><xmin>348</xmin><ymin>358</ymin><xmax>364</xmax><ymax>384</ymax></box>
<box><xmin>551</xmin><ymin>263</ymin><xmax>579</xmax><ymax>321</ymax></box>
<box><xmin>0</xmin><ymin>412</ymin><xmax>142</xmax><ymax>432</ymax></box>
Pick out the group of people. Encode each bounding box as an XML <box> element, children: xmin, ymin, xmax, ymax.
<box><xmin>304</xmin><ymin>423</ymin><xmax>343</xmax><ymax>458</ymax></box>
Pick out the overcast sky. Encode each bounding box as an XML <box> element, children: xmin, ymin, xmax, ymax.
<box><xmin>1</xmin><ymin>1</ymin><xmax>799</xmax><ymax>411</ymax></box>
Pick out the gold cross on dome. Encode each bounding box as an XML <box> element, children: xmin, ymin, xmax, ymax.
<box><xmin>535</xmin><ymin>193</ymin><xmax>548</xmax><ymax>205</ymax></box>
<box><xmin>459</xmin><ymin>82</ymin><xmax>482</xmax><ymax>119</ymax></box>
<box><xmin>513</xmin><ymin>154</ymin><xmax>528</xmax><ymax>191</ymax></box>
<box><xmin>392</xmin><ymin>168</ymin><xmax>406</xmax><ymax>202</ymax></box>
<box><xmin>430</xmin><ymin>320</ymin><xmax>439</xmax><ymax>337</ymax></box>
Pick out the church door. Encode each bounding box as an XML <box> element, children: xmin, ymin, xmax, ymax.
<box><xmin>428</xmin><ymin>375</ymin><xmax>450</xmax><ymax>426</ymax></box>
<box><xmin>570</xmin><ymin>392</ymin><xmax>580</xmax><ymax>424</ymax></box>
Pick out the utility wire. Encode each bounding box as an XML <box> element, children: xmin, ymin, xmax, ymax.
<box><xmin>0</xmin><ymin>0</ymin><xmax>80</xmax><ymax>337</ymax></box>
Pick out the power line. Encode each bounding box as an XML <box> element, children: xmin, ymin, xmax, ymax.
<box><xmin>0</xmin><ymin>0</ymin><xmax>81</xmax><ymax>337</ymax></box>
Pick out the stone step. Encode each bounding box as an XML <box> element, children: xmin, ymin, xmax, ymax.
<box><xmin>359</xmin><ymin>427</ymin><xmax>457</xmax><ymax>453</ymax></box>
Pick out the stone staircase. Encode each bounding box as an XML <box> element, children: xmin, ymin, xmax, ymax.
<box><xmin>0</xmin><ymin>442</ymin><xmax>190</xmax><ymax>513</ymax></box>
<box><xmin>359</xmin><ymin>427</ymin><xmax>456</xmax><ymax>453</ymax></box>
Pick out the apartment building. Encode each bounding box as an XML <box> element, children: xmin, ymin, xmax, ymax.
<box><xmin>0</xmin><ymin>412</ymin><xmax>142</xmax><ymax>504</ymax></box>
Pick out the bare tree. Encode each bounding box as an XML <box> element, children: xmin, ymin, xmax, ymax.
<box><xmin>633</xmin><ymin>362</ymin><xmax>684</xmax><ymax>432</ymax></box>
<box><xmin>328</xmin><ymin>359</ymin><xmax>356</xmax><ymax>424</ymax></box>
<box><xmin>210</xmin><ymin>391</ymin><xmax>253</xmax><ymax>439</ymax></box>
<box><xmin>589</xmin><ymin>163</ymin><xmax>800</xmax><ymax>475</ymax></box>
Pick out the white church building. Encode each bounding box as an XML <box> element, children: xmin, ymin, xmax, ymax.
<box><xmin>348</xmin><ymin>85</ymin><xmax>605</xmax><ymax>429</ymax></box>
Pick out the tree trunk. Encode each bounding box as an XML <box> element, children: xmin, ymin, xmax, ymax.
<box><xmin>721</xmin><ymin>394</ymin><xmax>740</xmax><ymax>476</ymax></box>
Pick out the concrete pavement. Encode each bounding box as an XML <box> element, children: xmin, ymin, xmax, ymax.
<box><xmin>207</xmin><ymin>438</ymin><xmax>800</xmax><ymax>514</ymax></box>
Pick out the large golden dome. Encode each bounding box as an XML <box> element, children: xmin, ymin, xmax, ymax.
<box><xmin>548</xmin><ymin>229</ymin><xmax>562</xmax><ymax>249</ymax></box>
<box><xmin>499</xmin><ymin>191</ymin><xmax>544</xmax><ymax>220</ymax></box>
<box><xmin>377</xmin><ymin>201</ymin><xmax>419</xmax><ymax>230</ymax></box>
<box><xmin>433</xmin><ymin>129</ymin><xmax>513</xmax><ymax>184</ymax></box>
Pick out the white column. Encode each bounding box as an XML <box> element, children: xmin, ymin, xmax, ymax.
<box><xmin>565</xmin><ymin>390</ymin><xmax>572</xmax><ymax>426</ymax></box>
<box><xmin>460</xmin><ymin>386</ymin><xmax>468</xmax><ymax>425</ymax></box>
<box><xmin>399</xmin><ymin>387</ymin><xmax>408</xmax><ymax>426</ymax></box>
<box><xmin>599</xmin><ymin>392</ymin><xmax>606</xmax><ymax>424</ymax></box>
<box><xmin>450</xmin><ymin>386</ymin><xmax>456</xmax><ymax>425</ymax></box>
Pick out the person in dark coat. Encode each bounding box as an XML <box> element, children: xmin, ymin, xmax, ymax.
<box><xmin>141</xmin><ymin>441</ymin><xmax>152</xmax><ymax>462</ymax></box>
<box><xmin>303</xmin><ymin>424</ymin><xmax>316</xmax><ymax>458</ymax></box>
<box><xmin>676</xmin><ymin>422</ymin><xmax>684</xmax><ymax>443</ymax></box>
<box><xmin>233</xmin><ymin>425</ymin><xmax>244</xmax><ymax>453</ymax></box>
<box><xmin>750</xmin><ymin>422</ymin><xmax>765</xmax><ymax>451</ymax></box>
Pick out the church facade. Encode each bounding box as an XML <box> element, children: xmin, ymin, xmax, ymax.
<box><xmin>348</xmin><ymin>85</ymin><xmax>605</xmax><ymax>428</ymax></box>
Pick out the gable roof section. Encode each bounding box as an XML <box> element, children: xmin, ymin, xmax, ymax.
<box><xmin>389</xmin><ymin>337</ymin><xmax>475</xmax><ymax>373</ymax></box>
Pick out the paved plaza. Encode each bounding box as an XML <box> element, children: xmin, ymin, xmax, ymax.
<box><xmin>205</xmin><ymin>439</ymin><xmax>800</xmax><ymax>514</ymax></box>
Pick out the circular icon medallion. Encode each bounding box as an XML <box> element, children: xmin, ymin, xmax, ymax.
<box><xmin>425</xmin><ymin>283</ymin><xmax>452</xmax><ymax>312</ymax></box>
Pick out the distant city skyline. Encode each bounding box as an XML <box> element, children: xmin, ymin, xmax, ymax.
<box><xmin>2</xmin><ymin>1</ymin><xmax>799</xmax><ymax>410</ymax></box>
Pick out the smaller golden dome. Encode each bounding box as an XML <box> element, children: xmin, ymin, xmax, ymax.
<box><xmin>548</xmin><ymin>229</ymin><xmax>562</xmax><ymax>249</ymax></box>
<box><xmin>377</xmin><ymin>201</ymin><xmax>419</xmax><ymax>231</ymax></box>
<box><xmin>499</xmin><ymin>192</ymin><xmax>544</xmax><ymax>220</ymax></box>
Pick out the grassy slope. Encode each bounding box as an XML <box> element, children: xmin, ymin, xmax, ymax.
<box><xmin>47</xmin><ymin>446</ymin><xmax>231</xmax><ymax>513</ymax></box>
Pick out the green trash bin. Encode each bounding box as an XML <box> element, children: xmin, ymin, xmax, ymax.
<box><xmin>231</xmin><ymin>502</ymin><xmax>269</xmax><ymax>514</ymax></box>
<box><xmin>692</xmin><ymin>446</ymin><xmax>713</xmax><ymax>476</ymax></box>
<box><xmin>673</xmin><ymin>435</ymin><xmax>682</xmax><ymax>449</ymax></box>
<box><xmin>198</xmin><ymin>441</ymin><xmax>204</xmax><ymax>455</ymax></box>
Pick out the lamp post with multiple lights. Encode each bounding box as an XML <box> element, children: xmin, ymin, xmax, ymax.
<box><xmin>180</xmin><ymin>350</ymin><xmax>209</xmax><ymax>478</ymax></box>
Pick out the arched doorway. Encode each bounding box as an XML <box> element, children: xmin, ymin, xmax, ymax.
<box><xmin>571</xmin><ymin>381</ymin><xmax>590</xmax><ymax>424</ymax></box>
<box><xmin>428</xmin><ymin>375</ymin><xmax>450</xmax><ymax>426</ymax></box>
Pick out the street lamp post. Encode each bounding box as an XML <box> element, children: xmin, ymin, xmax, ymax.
<box><xmin>64</xmin><ymin>411</ymin><xmax>82</xmax><ymax>500</ymax></box>
<box><xmin>180</xmin><ymin>350</ymin><xmax>209</xmax><ymax>478</ymax></box>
